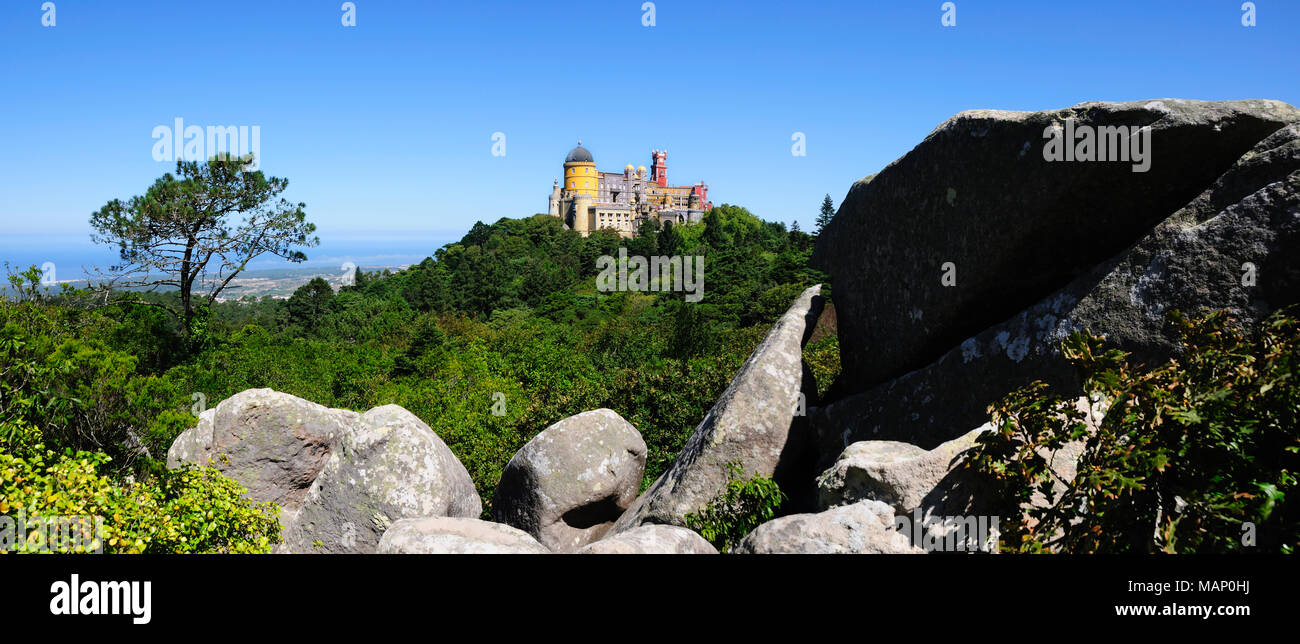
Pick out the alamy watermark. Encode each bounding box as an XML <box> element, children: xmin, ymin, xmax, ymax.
<box><xmin>49</xmin><ymin>573</ymin><xmax>151</xmax><ymax>625</ymax></box>
<box><xmin>1043</xmin><ymin>118</ymin><xmax>1151</xmax><ymax>173</ymax></box>
<box><xmin>152</xmin><ymin>118</ymin><xmax>261</xmax><ymax>170</ymax></box>
<box><xmin>596</xmin><ymin>248</ymin><xmax>704</xmax><ymax>303</ymax></box>
<box><xmin>1</xmin><ymin>510</ymin><xmax>104</xmax><ymax>554</ymax></box>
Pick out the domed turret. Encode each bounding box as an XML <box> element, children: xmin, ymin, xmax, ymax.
<box><xmin>565</xmin><ymin>140</ymin><xmax>594</xmax><ymax>164</ymax></box>
<box><xmin>563</xmin><ymin>139</ymin><xmax>597</xmax><ymax>198</ymax></box>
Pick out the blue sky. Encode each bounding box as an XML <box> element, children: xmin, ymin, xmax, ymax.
<box><xmin>2</xmin><ymin>0</ymin><xmax>1297</xmax><ymax>267</ymax></box>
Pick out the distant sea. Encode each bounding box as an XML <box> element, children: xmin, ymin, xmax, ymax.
<box><xmin>0</xmin><ymin>231</ymin><xmax>458</xmax><ymax>284</ymax></box>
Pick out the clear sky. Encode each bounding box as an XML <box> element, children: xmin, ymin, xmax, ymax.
<box><xmin>2</xmin><ymin>1</ymin><xmax>1297</xmax><ymax>260</ymax></box>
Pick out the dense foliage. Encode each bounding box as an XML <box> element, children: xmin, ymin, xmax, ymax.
<box><xmin>684</xmin><ymin>463</ymin><xmax>787</xmax><ymax>553</ymax></box>
<box><xmin>967</xmin><ymin>308</ymin><xmax>1300</xmax><ymax>554</ymax></box>
<box><xmin>0</xmin><ymin>421</ymin><xmax>280</xmax><ymax>554</ymax></box>
<box><xmin>2</xmin><ymin>203</ymin><xmax>833</xmax><ymax>549</ymax></box>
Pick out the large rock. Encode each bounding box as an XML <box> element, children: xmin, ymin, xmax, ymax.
<box><xmin>815</xmin><ymin>120</ymin><xmax>1300</xmax><ymax>453</ymax></box>
<box><xmin>732</xmin><ymin>500</ymin><xmax>921</xmax><ymax>554</ymax></box>
<box><xmin>166</xmin><ymin>407</ymin><xmax>216</xmax><ymax>467</ymax></box>
<box><xmin>818</xmin><ymin>415</ymin><xmax>1088</xmax><ymax>513</ymax></box>
<box><xmin>813</xmin><ymin>99</ymin><xmax>1300</xmax><ymax>396</ymax></box>
<box><xmin>280</xmin><ymin>405</ymin><xmax>482</xmax><ymax>553</ymax></box>
<box><xmin>165</xmin><ymin>388</ymin><xmax>359</xmax><ymax>514</ymax></box>
<box><xmin>817</xmin><ymin>427</ymin><xmax>987</xmax><ymax>514</ymax></box>
<box><xmin>815</xmin><ymin>400</ymin><xmax>1096</xmax><ymax>553</ymax></box>
<box><xmin>492</xmin><ymin>409</ymin><xmax>647</xmax><ymax>552</ymax></box>
<box><xmin>377</xmin><ymin>517</ymin><xmax>549</xmax><ymax>554</ymax></box>
<box><xmin>612</xmin><ymin>284</ymin><xmax>824</xmax><ymax>532</ymax></box>
<box><xmin>575</xmin><ymin>525</ymin><xmax>718</xmax><ymax>554</ymax></box>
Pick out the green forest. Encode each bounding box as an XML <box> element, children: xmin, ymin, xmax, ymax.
<box><xmin>0</xmin><ymin>161</ymin><xmax>836</xmax><ymax>552</ymax></box>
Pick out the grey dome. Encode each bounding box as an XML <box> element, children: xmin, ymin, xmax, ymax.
<box><xmin>565</xmin><ymin>143</ymin><xmax>593</xmax><ymax>164</ymax></box>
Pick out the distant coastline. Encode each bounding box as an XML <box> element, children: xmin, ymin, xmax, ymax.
<box><xmin>0</xmin><ymin>231</ymin><xmax>456</xmax><ymax>299</ymax></box>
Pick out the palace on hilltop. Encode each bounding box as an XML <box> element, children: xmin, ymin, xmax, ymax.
<box><xmin>547</xmin><ymin>141</ymin><xmax>712</xmax><ymax>237</ymax></box>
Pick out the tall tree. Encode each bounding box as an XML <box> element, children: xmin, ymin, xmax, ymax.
<box><xmin>815</xmin><ymin>194</ymin><xmax>835</xmax><ymax>234</ymax></box>
<box><xmin>703</xmin><ymin>208</ymin><xmax>728</xmax><ymax>249</ymax></box>
<box><xmin>90</xmin><ymin>155</ymin><xmax>317</xmax><ymax>338</ymax></box>
<box><xmin>286</xmin><ymin>277</ymin><xmax>336</xmax><ymax>332</ymax></box>
<box><xmin>659</xmin><ymin>220</ymin><xmax>681</xmax><ymax>257</ymax></box>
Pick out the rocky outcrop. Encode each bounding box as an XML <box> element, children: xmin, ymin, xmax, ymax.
<box><xmin>167</xmin><ymin>391</ymin><xmax>482</xmax><ymax>554</ymax></box>
<box><xmin>377</xmin><ymin>517</ymin><xmax>550</xmax><ymax>554</ymax></box>
<box><xmin>575</xmin><ymin>525</ymin><xmax>718</xmax><ymax>554</ymax></box>
<box><xmin>818</xmin><ymin>409</ymin><xmax>1089</xmax><ymax>511</ymax></box>
<box><xmin>812</xmin><ymin>399</ymin><xmax>1095</xmax><ymax>552</ymax></box>
<box><xmin>817</xmin><ymin>427</ymin><xmax>987</xmax><ymax>514</ymax></box>
<box><xmin>814</xmin><ymin>120</ymin><xmax>1300</xmax><ymax>453</ymax></box>
<box><xmin>165</xmin><ymin>389</ymin><xmax>359</xmax><ymax>514</ymax></box>
<box><xmin>612</xmin><ymin>284</ymin><xmax>824</xmax><ymax>532</ymax></box>
<box><xmin>279</xmin><ymin>405</ymin><xmax>482</xmax><ymax>553</ymax></box>
<box><xmin>733</xmin><ymin>500</ymin><xmax>921</xmax><ymax>554</ymax></box>
<box><xmin>813</xmin><ymin>99</ymin><xmax>1300</xmax><ymax>398</ymax></box>
<box><xmin>493</xmin><ymin>409</ymin><xmax>647</xmax><ymax>552</ymax></box>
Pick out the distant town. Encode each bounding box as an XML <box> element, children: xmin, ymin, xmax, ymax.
<box><xmin>211</xmin><ymin>265</ymin><xmax>410</xmax><ymax>301</ymax></box>
<box><xmin>3</xmin><ymin>265</ymin><xmax>409</xmax><ymax>301</ymax></box>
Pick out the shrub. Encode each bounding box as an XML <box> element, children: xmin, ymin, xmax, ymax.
<box><xmin>1</xmin><ymin>421</ymin><xmax>281</xmax><ymax>554</ymax></box>
<box><xmin>684</xmin><ymin>463</ymin><xmax>786</xmax><ymax>552</ymax></box>
<box><xmin>967</xmin><ymin>307</ymin><xmax>1300</xmax><ymax>553</ymax></box>
<box><xmin>803</xmin><ymin>334</ymin><xmax>840</xmax><ymax>400</ymax></box>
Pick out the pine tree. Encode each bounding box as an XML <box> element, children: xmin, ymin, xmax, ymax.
<box><xmin>659</xmin><ymin>220</ymin><xmax>681</xmax><ymax>257</ymax></box>
<box><xmin>89</xmin><ymin>154</ymin><xmax>317</xmax><ymax>339</ymax></box>
<box><xmin>815</xmin><ymin>194</ymin><xmax>835</xmax><ymax>234</ymax></box>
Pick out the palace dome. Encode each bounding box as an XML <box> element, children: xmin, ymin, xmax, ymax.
<box><xmin>565</xmin><ymin>142</ymin><xmax>594</xmax><ymax>164</ymax></box>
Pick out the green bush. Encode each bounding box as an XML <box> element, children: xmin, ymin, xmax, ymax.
<box><xmin>1</xmin><ymin>420</ymin><xmax>281</xmax><ymax>554</ymax></box>
<box><xmin>967</xmin><ymin>307</ymin><xmax>1300</xmax><ymax>553</ymax></box>
<box><xmin>803</xmin><ymin>334</ymin><xmax>840</xmax><ymax>400</ymax></box>
<box><xmin>684</xmin><ymin>463</ymin><xmax>786</xmax><ymax>552</ymax></box>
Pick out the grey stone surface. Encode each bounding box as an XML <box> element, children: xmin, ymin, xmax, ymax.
<box><xmin>812</xmin><ymin>99</ymin><xmax>1300</xmax><ymax>397</ymax></box>
<box><xmin>493</xmin><ymin>408</ymin><xmax>647</xmax><ymax>552</ymax></box>
<box><xmin>813</xmin><ymin>399</ymin><xmax>1097</xmax><ymax>553</ymax></box>
<box><xmin>377</xmin><ymin>517</ymin><xmax>550</xmax><ymax>554</ymax></box>
<box><xmin>817</xmin><ymin>427</ymin><xmax>985</xmax><ymax>514</ymax></box>
<box><xmin>280</xmin><ymin>405</ymin><xmax>482</xmax><ymax>553</ymax></box>
<box><xmin>815</xmin><ymin>121</ymin><xmax>1300</xmax><ymax>454</ymax></box>
<box><xmin>165</xmin><ymin>388</ymin><xmax>359</xmax><ymax>514</ymax></box>
<box><xmin>166</xmin><ymin>408</ymin><xmax>216</xmax><ymax>467</ymax></box>
<box><xmin>612</xmin><ymin>284</ymin><xmax>824</xmax><ymax>532</ymax></box>
<box><xmin>733</xmin><ymin>500</ymin><xmax>922</xmax><ymax>554</ymax></box>
<box><xmin>575</xmin><ymin>525</ymin><xmax>718</xmax><ymax>554</ymax></box>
